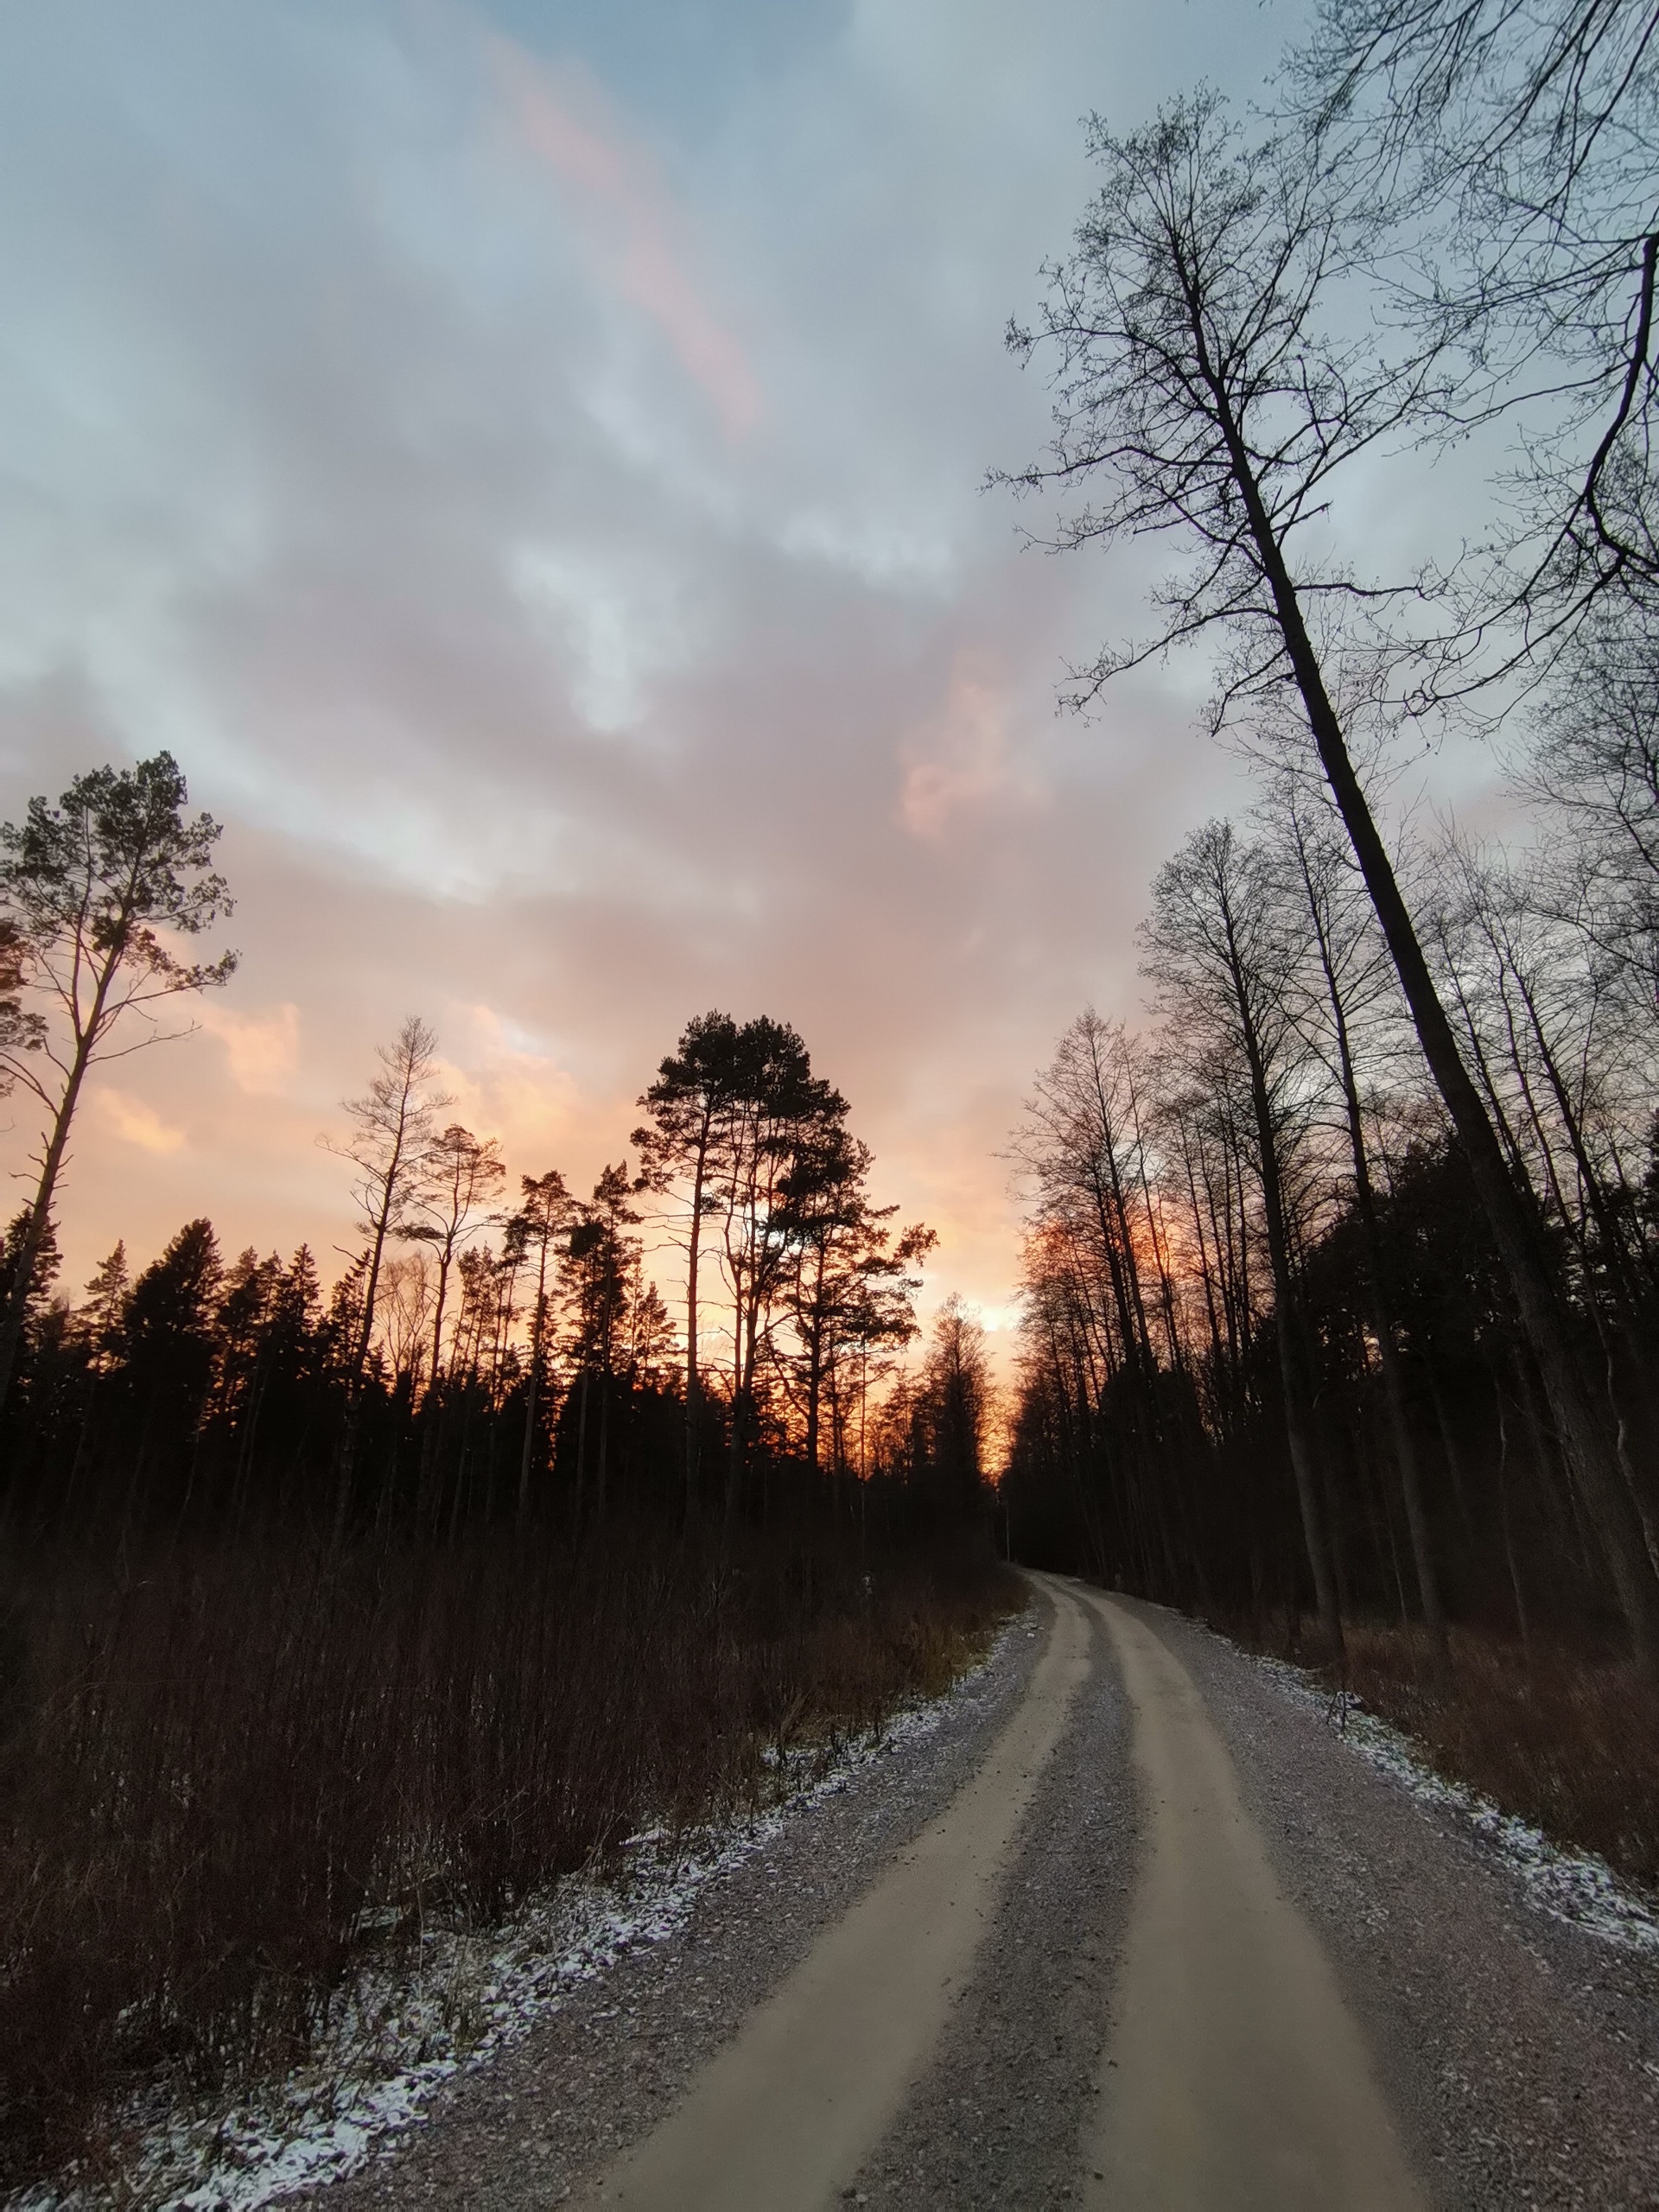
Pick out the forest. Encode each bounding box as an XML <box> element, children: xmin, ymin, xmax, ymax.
<box><xmin>993</xmin><ymin>16</ymin><xmax>1659</xmax><ymax>1904</ymax></box>
<box><xmin>7</xmin><ymin>0</ymin><xmax>1659</xmax><ymax>2183</ymax></box>
<box><xmin>1006</xmin><ymin>761</ymin><xmax>1659</xmax><ymax>1663</ymax></box>
<box><xmin>0</xmin><ymin>999</ymin><xmax>986</xmax><ymax>1554</ymax></box>
<box><xmin>0</xmin><ymin>758</ymin><xmax>1007</xmax><ymax>2183</ymax></box>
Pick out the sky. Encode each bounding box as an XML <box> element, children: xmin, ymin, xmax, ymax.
<box><xmin>0</xmin><ymin>0</ymin><xmax>1479</xmax><ymax>1367</ymax></box>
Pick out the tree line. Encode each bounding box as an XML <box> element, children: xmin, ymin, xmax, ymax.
<box><xmin>0</xmin><ymin>762</ymin><xmax>988</xmax><ymax>1548</ymax></box>
<box><xmin>999</xmin><ymin>0</ymin><xmax>1659</xmax><ymax>1673</ymax></box>
<box><xmin>1006</xmin><ymin>760</ymin><xmax>1659</xmax><ymax>1674</ymax></box>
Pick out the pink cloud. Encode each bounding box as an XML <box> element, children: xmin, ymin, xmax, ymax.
<box><xmin>491</xmin><ymin>41</ymin><xmax>763</xmax><ymax>443</ymax></box>
<box><xmin>900</xmin><ymin>655</ymin><xmax>1034</xmax><ymax>839</ymax></box>
<box><xmin>93</xmin><ymin>1088</ymin><xmax>187</xmax><ymax>1154</ymax></box>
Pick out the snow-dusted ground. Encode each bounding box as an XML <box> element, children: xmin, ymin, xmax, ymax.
<box><xmin>10</xmin><ymin>1650</ymin><xmax>1001</xmax><ymax>2212</ymax></box>
<box><xmin>22</xmin><ymin>1606</ymin><xmax>1657</xmax><ymax>2212</ymax></box>
<box><xmin>1251</xmin><ymin>1651</ymin><xmax>1659</xmax><ymax>1957</ymax></box>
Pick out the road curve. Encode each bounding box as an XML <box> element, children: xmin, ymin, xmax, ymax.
<box><xmin>582</xmin><ymin>1579</ymin><xmax>1092</xmax><ymax>2208</ymax></box>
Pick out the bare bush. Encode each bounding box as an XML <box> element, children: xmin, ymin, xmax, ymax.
<box><xmin>1339</xmin><ymin>1621</ymin><xmax>1659</xmax><ymax>1891</ymax></box>
<box><xmin>0</xmin><ymin>1529</ymin><xmax>1016</xmax><ymax>2183</ymax></box>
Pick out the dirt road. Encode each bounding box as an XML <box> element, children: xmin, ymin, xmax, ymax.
<box><xmin>308</xmin><ymin>1576</ymin><xmax>1659</xmax><ymax>2210</ymax></box>
<box><xmin>1080</xmin><ymin>1590</ymin><xmax>1421</xmax><ymax>2210</ymax></box>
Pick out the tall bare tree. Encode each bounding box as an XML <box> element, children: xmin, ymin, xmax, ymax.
<box><xmin>1292</xmin><ymin>0</ymin><xmax>1659</xmax><ymax>629</ymax></box>
<box><xmin>323</xmin><ymin>1018</ymin><xmax>448</xmax><ymax>1532</ymax></box>
<box><xmin>1145</xmin><ymin>821</ymin><xmax>1346</xmax><ymax>1655</ymax></box>
<box><xmin>1008</xmin><ymin>92</ymin><xmax>1659</xmax><ymax>1668</ymax></box>
<box><xmin>1273</xmin><ymin>787</ymin><xmax>1452</xmax><ymax>1671</ymax></box>
<box><xmin>325</xmin><ymin>1018</ymin><xmax>448</xmax><ymax>1390</ymax></box>
<box><xmin>401</xmin><ymin>1124</ymin><xmax>505</xmax><ymax>1394</ymax></box>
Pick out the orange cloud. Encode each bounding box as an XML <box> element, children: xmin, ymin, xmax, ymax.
<box><xmin>200</xmin><ymin>1001</ymin><xmax>300</xmax><ymax>1095</ymax></box>
<box><xmin>94</xmin><ymin>1089</ymin><xmax>186</xmax><ymax>1154</ymax></box>
<box><xmin>900</xmin><ymin>656</ymin><xmax>1032</xmax><ymax>839</ymax></box>
<box><xmin>492</xmin><ymin>41</ymin><xmax>763</xmax><ymax>443</ymax></box>
<box><xmin>435</xmin><ymin>1004</ymin><xmax>591</xmax><ymax>1164</ymax></box>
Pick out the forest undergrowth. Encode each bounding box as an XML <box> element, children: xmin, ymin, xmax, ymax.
<box><xmin>1209</xmin><ymin>1603</ymin><xmax>1659</xmax><ymax>1894</ymax></box>
<box><xmin>0</xmin><ymin>1524</ymin><xmax>1019</xmax><ymax>2190</ymax></box>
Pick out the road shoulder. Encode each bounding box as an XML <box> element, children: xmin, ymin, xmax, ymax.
<box><xmin>1140</xmin><ymin>1598</ymin><xmax>1659</xmax><ymax>2210</ymax></box>
<box><xmin>282</xmin><ymin>1601</ymin><xmax>1045</xmax><ymax>2212</ymax></box>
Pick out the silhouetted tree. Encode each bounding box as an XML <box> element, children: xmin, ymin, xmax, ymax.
<box><xmin>0</xmin><ymin>753</ymin><xmax>234</xmax><ymax>1417</ymax></box>
<box><xmin>509</xmin><ymin>1169</ymin><xmax>575</xmax><ymax>1522</ymax></box>
<box><xmin>401</xmin><ymin>1123</ymin><xmax>505</xmax><ymax>1395</ymax></box>
<box><xmin>632</xmin><ymin>1011</ymin><xmax>744</xmax><ymax>1521</ymax></box>
<box><xmin>1011</xmin><ymin>94</ymin><xmax>1659</xmax><ymax>1667</ymax></box>
<box><xmin>1143</xmin><ymin>821</ymin><xmax>1344</xmax><ymax>1655</ymax></box>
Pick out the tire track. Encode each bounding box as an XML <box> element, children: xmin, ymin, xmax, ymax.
<box><xmin>579</xmin><ymin>1579</ymin><xmax>1091</xmax><ymax>2211</ymax></box>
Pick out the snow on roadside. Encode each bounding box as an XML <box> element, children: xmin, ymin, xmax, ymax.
<box><xmin>1251</xmin><ymin>1652</ymin><xmax>1659</xmax><ymax>1957</ymax></box>
<box><xmin>11</xmin><ymin>1628</ymin><xmax>1016</xmax><ymax>2212</ymax></box>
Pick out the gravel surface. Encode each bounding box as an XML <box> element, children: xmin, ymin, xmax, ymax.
<box><xmin>1147</xmin><ymin>1598</ymin><xmax>1659</xmax><ymax>2210</ymax></box>
<box><xmin>290</xmin><ymin>1582</ymin><xmax>1659</xmax><ymax>2211</ymax></box>
<box><xmin>844</xmin><ymin>1593</ymin><xmax>1135</xmax><ymax>2211</ymax></box>
<box><xmin>283</xmin><ymin>1603</ymin><xmax>1046</xmax><ymax>2212</ymax></box>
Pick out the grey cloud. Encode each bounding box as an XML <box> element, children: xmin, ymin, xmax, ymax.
<box><xmin>0</xmin><ymin>0</ymin><xmax>1303</xmax><ymax>1332</ymax></box>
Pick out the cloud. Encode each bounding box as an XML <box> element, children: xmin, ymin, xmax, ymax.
<box><xmin>94</xmin><ymin>1090</ymin><xmax>186</xmax><ymax>1154</ymax></box>
<box><xmin>0</xmin><ymin>0</ymin><xmax>1400</xmax><ymax>1375</ymax></box>
<box><xmin>435</xmin><ymin>1004</ymin><xmax>593</xmax><ymax>1165</ymax></box>
<box><xmin>491</xmin><ymin>38</ymin><xmax>764</xmax><ymax>442</ymax></box>
<box><xmin>199</xmin><ymin>1001</ymin><xmax>300</xmax><ymax>1095</ymax></box>
<box><xmin>899</xmin><ymin>654</ymin><xmax>1036</xmax><ymax>839</ymax></box>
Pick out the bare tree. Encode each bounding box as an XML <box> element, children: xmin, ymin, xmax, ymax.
<box><xmin>377</xmin><ymin>1251</ymin><xmax>435</xmax><ymax>1392</ymax></box>
<box><xmin>324</xmin><ymin>1018</ymin><xmax>448</xmax><ymax>1389</ymax></box>
<box><xmin>1008</xmin><ymin>92</ymin><xmax>1659</xmax><ymax>1668</ymax></box>
<box><xmin>1272</xmin><ymin>786</ymin><xmax>1452</xmax><ymax>1671</ymax></box>
<box><xmin>1144</xmin><ymin>820</ymin><xmax>1346</xmax><ymax>1655</ymax></box>
<box><xmin>322</xmin><ymin>1018</ymin><xmax>448</xmax><ymax>1532</ymax></box>
<box><xmin>400</xmin><ymin>1124</ymin><xmax>506</xmax><ymax>1394</ymax></box>
<box><xmin>1291</xmin><ymin>0</ymin><xmax>1659</xmax><ymax>629</ymax></box>
<box><xmin>1524</xmin><ymin>616</ymin><xmax>1659</xmax><ymax>1014</ymax></box>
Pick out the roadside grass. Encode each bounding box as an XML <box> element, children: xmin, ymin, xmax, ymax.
<box><xmin>1205</xmin><ymin>1604</ymin><xmax>1659</xmax><ymax>1893</ymax></box>
<box><xmin>1333</xmin><ymin>1620</ymin><xmax>1659</xmax><ymax>1893</ymax></box>
<box><xmin>0</xmin><ymin>1527</ymin><xmax>1020</xmax><ymax>2192</ymax></box>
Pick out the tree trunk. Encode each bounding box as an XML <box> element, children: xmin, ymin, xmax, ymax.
<box><xmin>684</xmin><ymin>1128</ymin><xmax>709</xmax><ymax>1525</ymax></box>
<box><xmin>1216</xmin><ymin>401</ymin><xmax>1659</xmax><ymax>1675</ymax></box>
<box><xmin>1300</xmin><ymin>859</ymin><xmax>1451</xmax><ymax>1676</ymax></box>
<box><xmin>0</xmin><ymin>969</ymin><xmax>112</xmax><ymax>1413</ymax></box>
<box><xmin>1231</xmin><ymin>966</ymin><xmax>1345</xmax><ymax>1662</ymax></box>
<box><xmin>518</xmin><ymin>1245</ymin><xmax>550</xmax><ymax>1524</ymax></box>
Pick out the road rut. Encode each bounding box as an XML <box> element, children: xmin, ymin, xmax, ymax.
<box><xmin>583</xmin><ymin>1581</ymin><xmax>1091</xmax><ymax>2208</ymax></box>
<box><xmin>1077</xmin><ymin>1582</ymin><xmax>1422</xmax><ymax>2209</ymax></box>
<box><xmin>296</xmin><ymin>1577</ymin><xmax>1659</xmax><ymax>2209</ymax></box>
<box><xmin>583</xmin><ymin>1573</ymin><xmax>1423</xmax><ymax>2209</ymax></box>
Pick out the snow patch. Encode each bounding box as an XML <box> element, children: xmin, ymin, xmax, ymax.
<box><xmin>1252</xmin><ymin>1653</ymin><xmax>1659</xmax><ymax>1957</ymax></box>
<box><xmin>11</xmin><ymin>1624</ymin><xmax>1020</xmax><ymax>2212</ymax></box>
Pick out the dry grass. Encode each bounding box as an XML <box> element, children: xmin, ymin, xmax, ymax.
<box><xmin>1335</xmin><ymin>1620</ymin><xmax>1659</xmax><ymax>1891</ymax></box>
<box><xmin>1201</xmin><ymin>1600</ymin><xmax>1659</xmax><ymax>1893</ymax></box>
<box><xmin>0</xmin><ymin>1528</ymin><xmax>1019</xmax><ymax>2188</ymax></box>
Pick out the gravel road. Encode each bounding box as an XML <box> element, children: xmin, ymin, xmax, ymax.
<box><xmin>294</xmin><ymin>1577</ymin><xmax>1659</xmax><ymax>2210</ymax></box>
